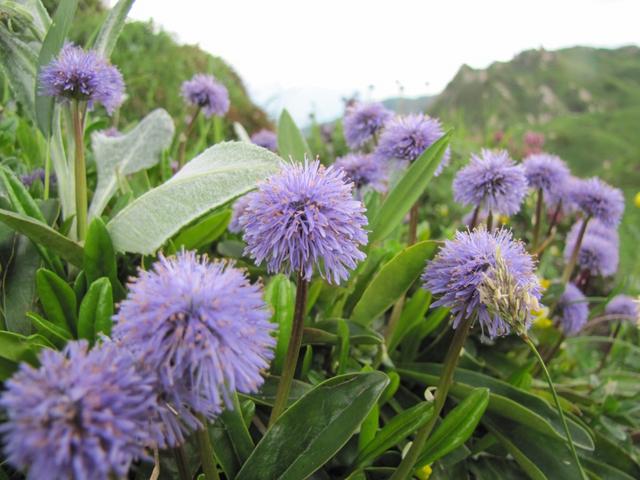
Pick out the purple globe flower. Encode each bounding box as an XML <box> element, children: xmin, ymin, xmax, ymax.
<box><xmin>605</xmin><ymin>295</ymin><xmax>639</xmax><ymax>321</ymax></box>
<box><xmin>181</xmin><ymin>73</ymin><xmax>230</xmax><ymax>118</ymax></box>
<box><xmin>229</xmin><ymin>193</ymin><xmax>254</xmax><ymax>233</ymax></box>
<box><xmin>343</xmin><ymin>102</ymin><xmax>392</xmax><ymax>149</ymax></box>
<box><xmin>374</xmin><ymin>114</ymin><xmax>450</xmax><ymax>176</ymax></box>
<box><xmin>242</xmin><ymin>160</ymin><xmax>368</xmax><ymax>284</ymax></box>
<box><xmin>422</xmin><ymin>228</ymin><xmax>541</xmax><ymax>339</ymax></box>
<box><xmin>39</xmin><ymin>43</ymin><xmax>124</xmax><ymax>114</ymax></box>
<box><xmin>570</xmin><ymin>177</ymin><xmax>624</xmax><ymax>227</ymax></box>
<box><xmin>0</xmin><ymin>341</ymin><xmax>158</xmax><ymax>480</ymax></box>
<box><xmin>113</xmin><ymin>252</ymin><xmax>275</xmax><ymax>443</ymax></box>
<box><xmin>564</xmin><ymin>234</ymin><xmax>619</xmax><ymax>277</ymax></box>
<box><xmin>251</xmin><ymin>129</ymin><xmax>278</xmax><ymax>151</ymax></box>
<box><xmin>566</xmin><ymin>219</ymin><xmax>618</xmax><ymax>248</ymax></box>
<box><xmin>558</xmin><ymin>283</ymin><xmax>589</xmax><ymax>335</ymax></box>
<box><xmin>523</xmin><ymin>153</ymin><xmax>570</xmax><ymax>203</ymax></box>
<box><xmin>334</xmin><ymin>153</ymin><xmax>386</xmax><ymax>192</ymax></box>
<box><xmin>453</xmin><ymin>149</ymin><xmax>528</xmax><ymax>216</ymax></box>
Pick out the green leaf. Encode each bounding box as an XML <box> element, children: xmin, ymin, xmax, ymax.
<box><xmin>91</xmin><ymin>0</ymin><xmax>134</xmax><ymax>57</ymax></box>
<box><xmin>303</xmin><ymin>319</ymin><xmax>383</xmax><ymax>346</ymax></box>
<box><xmin>418</xmin><ymin>388</ymin><xmax>489</xmax><ymax>466</ymax></box>
<box><xmin>351</xmin><ymin>241</ymin><xmax>436</xmax><ymax>325</ymax></box>
<box><xmin>83</xmin><ymin>217</ymin><xmax>124</xmax><ymax>299</ymax></box>
<box><xmin>89</xmin><ymin>109</ymin><xmax>175</xmax><ymax>219</ymax></box>
<box><xmin>233</xmin><ymin>121</ymin><xmax>251</xmax><ymax>142</ymax></box>
<box><xmin>77</xmin><ymin>278</ymin><xmax>113</xmax><ymax>342</ymax></box>
<box><xmin>213</xmin><ymin>394</ymin><xmax>255</xmax><ymax>478</ymax></box>
<box><xmin>172</xmin><ymin>209</ymin><xmax>231</xmax><ymax>251</ymax></box>
<box><xmin>35</xmin><ymin>268</ymin><xmax>76</xmax><ymax>334</ymax></box>
<box><xmin>0</xmin><ymin>25</ymin><xmax>38</xmax><ymax>121</ymax></box>
<box><xmin>107</xmin><ymin>141</ymin><xmax>280</xmax><ymax>254</ymax></box>
<box><xmin>240</xmin><ymin>376</ymin><xmax>312</xmax><ymax>407</ymax></box>
<box><xmin>265</xmin><ymin>274</ymin><xmax>295</xmax><ymax>374</ymax></box>
<box><xmin>27</xmin><ymin>311</ymin><xmax>71</xmax><ymax>348</ymax></box>
<box><xmin>397</xmin><ymin>363</ymin><xmax>594</xmax><ymax>450</ymax></box>
<box><xmin>388</xmin><ymin>289</ymin><xmax>432</xmax><ymax>353</ymax></box>
<box><xmin>368</xmin><ymin>132</ymin><xmax>450</xmax><ymax>244</ymax></box>
<box><xmin>277</xmin><ymin>109</ymin><xmax>311</xmax><ymax>162</ymax></box>
<box><xmin>35</xmin><ymin>0</ymin><xmax>78</xmax><ymax>137</ymax></box>
<box><xmin>236</xmin><ymin>372</ymin><xmax>389</xmax><ymax>480</ymax></box>
<box><xmin>0</xmin><ymin>208</ymin><xmax>83</xmax><ymax>267</ymax></box>
<box><xmin>354</xmin><ymin>402</ymin><xmax>434</xmax><ymax>469</ymax></box>
<box><xmin>0</xmin><ymin>330</ymin><xmax>39</xmax><ymax>366</ymax></box>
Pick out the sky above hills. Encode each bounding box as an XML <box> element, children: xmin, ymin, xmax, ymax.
<box><xmin>128</xmin><ymin>0</ymin><xmax>640</xmax><ymax>124</ymax></box>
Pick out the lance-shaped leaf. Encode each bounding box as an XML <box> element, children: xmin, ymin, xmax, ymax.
<box><xmin>107</xmin><ymin>141</ymin><xmax>281</xmax><ymax>254</ymax></box>
<box><xmin>92</xmin><ymin>0</ymin><xmax>135</xmax><ymax>57</ymax></box>
<box><xmin>277</xmin><ymin>109</ymin><xmax>310</xmax><ymax>162</ymax></box>
<box><xmin>89</xmin><ymin>109</ymin><xmax>175</xmax><ymax>219</ymax></box>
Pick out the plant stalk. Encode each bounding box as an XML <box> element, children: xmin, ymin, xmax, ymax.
<box><xmin>72</xmin><ymin>101</ymin><xmax>87</xmax><ymax>241</ymax></box>
<box><xmin>597</xmin><ymin>320</ymin><xmax>622</xmax><ymax>373</ymax></box>
<box><xmin>560</xmin><ymin>216</ymin><xmax>591</xmax><ymax>285</ymax></box>
<box><xmin>408</xmin><ymin>203</ymin><xmax>419</xmax><ymax>245</ymax></box>
<box><xmin>524</xmin><ymin>336</ymin><xmax>588</xmax><ymax>480</ymax></box>
<box><xmin>177</xmin><ymin>107</ymin><xmax>201</xmax><ymax>167</ymax></box>
<box><xmin>44</xmin><ymin>140</ymin><xmax>51</xmax><ymax>200</ymax></box>
<box><xmin>269</xmin><ymin>272</ymin><xmax>308</xmax><ymax>426</ymax></box>
<box><xmin>469</xmin><ymin>205</ymin><xmax>480</xmax><ymax>230</ymax></box>
<box><xmin>390</xmin><ymin>315</ymin><xmax>473</xmax><ymax>480</ymax></box>
<box><xmin>196</xmin><ymin>414</ymin><xmax>220</xmax><ymax>480</ymax></box>
<box><xmin>172</xmin><ymin>445</ymin><xmax>191</xmax><ymax>480</ymax></box>
<box><xmin>532</xmin><ymin>188</ymin><xmax>544</xmax><ymax>250</ymax></box>
<box><xmin>486</xmin><ymin>210</ymin><xmax>493</xmax><ymax>231</ymax></box>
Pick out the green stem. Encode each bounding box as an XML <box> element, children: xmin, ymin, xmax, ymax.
<box><xmin>72</xmin><ymin>101</ymin><xmax>87</xmax><ymax>241</ymax></box>
<box><xmin>44</xmin><ymin>140</ymin><xmax>51</xmax><ymax>200</ymax></box>
<box><xmin>213</xmin><ymin>115</ymin><xmax>224</xmax><ymax>144</ymax></box>
<box><xmin>173</xmin><ymin>445</ymin><xmax>191</xmax><ymax>480</ymax></box>
<box><xmin>524</xmin><ymin>336</ymin><xmax>587</xmax><ymax>480</ymax></box>
<box><xmin>532</xmin><ymin>188</ymin><xmax>544</xmax><ymax>251</ymax></box>
<box><xmin>408</xmin><ymin>202</ymin><xmax>419</xmax><ymax>245</ymax></box>
<box><xmin>469</xmin><ymin>205</ymin><xmax>480</xmax><ymax>230</ymax></box>
<box><xmin>196</xmin><ymin>414</ymin><xmax>220</xmax><ymax>480</ymax></box>
<box><xmin>486</xmin><ymin>210</ymin><xmax>493</xmax><ymax>231</ymax></box>
<box><xmin>560</xmin><ymin>216</ymin><xmax>591</xmax><ymax>285</ymax></box>
<box><xmin>390</xmin><ymin>315</ymin><xmax>473</xmax><ymax>480</ymax></box>
<box><xmin>269</xmin><ymin>272</ymin><xmax>308</xmax><ymax>426</ymax></box>
<box><xmin>597</xmin><ymin>321</ymin><xmax>622</xmax><ymax>373</ymax></box>
<box><xmin>178</xmin><ymin>107</ymin><xmax>201</xmax><ymax>167</ymax></box>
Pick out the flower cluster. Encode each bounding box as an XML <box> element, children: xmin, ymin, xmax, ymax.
<box><xmin>334</xmin><ymin>153</ymin><xmax>386</xmax><ymax>192</ymax></box>
<box><xmin>343</xmin><ymin>102</ymin><xmax>392</xmax><ymax>149</ymax></box>
<box><xmin>251</xmin><ymin>129</ymin><xmax>278</xmax><ymax>151</ymax></box>
<box><xmin>564</xmin><ymin>219</ymin><xmax>619</xmax><ymax>277</ymax></box>
<box><xmin>570</xmin><ymin>177</ymin><xmax>624</xmax><ymax>227</ymax></box>
<box><xmin>181</xmin><ymin>73</ymin><xmax>230</xmax><ymax>118</ymax></box>
<box><xmin>558</xmin><ymin>283</ymin><xmax>589</xmax><ymax>335</ymax></box>
<box><xmin>606</xmin><ymin>295</ymin><xmax>639</xmax><ymax>322</ymax></box>
<box><xmin>523</xmin><ymin>153</ymin><xmax>570</xmax><ymax>205</ymax></box>
<box><xmin>40</xmin><ymin>43</ymin><xmax>124</xmax><ymax>114</ymax></box>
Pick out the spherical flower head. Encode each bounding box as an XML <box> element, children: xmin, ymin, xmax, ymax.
<box><xmin>375</xmin><ymin>114</ymin><xmax>450</xmax><ymax>176</ymax></box>
<box><xmin>605</xmin><ymin>295</ymin><xmax>639</xmax><ymax>322</ymax></box>
<box><xmin>422</xmin><ymin>228</ymin><xmax>541</xmax><ymax>339</ymax></box>
<box><xmin>566</xmin><ymin>234</ymin><xmax>618</xmax><ymax>277</ymax></box>
<box><xmin>229</xmin><ymin>193</ymin><xmax>254</xmax><ymax>233</ymax></box>
<box><xmin>251</xmin><ymin>129</ymin><xmax>278</xmax><ymax>151</ymax></box>
<box><xmin>570</xmin><ymin>177</ymin><xmax>624</xmax><ymax>226</ymax></box>
<box><xmin>242</xmin><ymin>160</ymin><xmax>368</xmax><ymax>284</ymax></box>
<box><xmin>523</xmin><ymin>153</ymin><xmax>570</xmax><ymax>201</ymax></box>
<box><xmin>181</xmin><ymin>73</ymin><xmax>230</xmax><ymax>118</ymax></box>
<box><xmin>0</xmin><ymin>340</ymin><xmax>158</xmax><ymax>480</ymax></box>
<box><xmin>39</xmin><ymin>43</ymin><xmax>124</xmax><ymax>114</ymax></box>
<box><xmin>334</xmin><ymin>153</ymin><xmax>386</xmax><ymax>193</ymax></box>
<box><xmin>566</xmin><ymin>219</ymin><xmax>619</xmax><ymax>249</ymax></box>
<box><xmin>453</xmin><ymin>149</ymin><xmax>528</xmax><ymax>216</ymax></box>
<box><xmin>558</xmin><ymin>283</ymin><xmax>589</xmax><ymax>335</ymax></box>
<box><xmin>113</xmin><ymin>252</ymin><xmax>275</xmax><ymax>444</ymax></box>
<box><xmin>343</xmin><ymin>102</ymin><xmax>392</xmax><ymax>149</ymax></box>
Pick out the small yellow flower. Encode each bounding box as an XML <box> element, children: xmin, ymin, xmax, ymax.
<box><xmin>635</xmin><ymin>192</ymin><xmax>640</xmax><ymax>209</ymax></box>
<box><xmin>539</xmin><ymin>278</ymin><xmax>551</xmax><ymax>290</ymax></box>
<box><xmin>499</xmin><ymin>215</ymin><xmax>509</xmax><ymax>225</ymax></box>
<box><xmin>416</xmin><ymin>464</ymin><xmax>433</xmax><ymax>480</ymax></box>
<box><xmin>533</xmin><ymin>306</ymin><xmax>552</xmax><ymax>328</ymax></box>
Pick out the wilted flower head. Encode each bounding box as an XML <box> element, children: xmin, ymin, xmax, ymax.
<box><xmin>181</xmin><ymin>73</ymin><xmax>230</xmax><ymax>118</ymax></box>
<box><xmin>523</xmin><ymin>153</ymin><xmax>570</xmax><ymax>201</ymax></box>
<box><xmin>570</xmin><ymin>177</ymin><xmax>624</xmax><ymax>227</ymax></box>
<box><xmin>242</xmin><ymin>160</ymin><xmax>368</xmax><ymax>284</ymax></box>
<box><xmin>334</xmin><ymin>153</ymin><xmax>386</xmax><ymax>192</ymax></box>
<box><xmin>343</xmin><ymin>102</ymin><xmax>392</xmax><ymax>149</ymax></box>
<box><xmin>375</xmin><ymin>114</ymin><xmax>450</xmax><ymax>175</ymax></box>
<box><xmin>229</xmin><ymin>193</ymin><xmax>254</xmax><ymax>233</ymax></box>
<box><xmin>564</xmin><ymin>231</ymin><xmax>619</xmax><ymax>277</ymax></box>
<box><xmin>113</xmin><ymin>252</ymin><xmax>275</xmax><ymax>444</ymax></box>
<box><xmin>453</xmin><ymin>149</ymin><xmax>528</xmax><ymax>216</ymax></box>
<box><xmin>40</xmin><ymin>43</ymin><xmax>124</xmax><ymax>114</ymax></box>
<box><xmin>251</xmin><ymin>129</ymin><xmax>278</xmax><ymax>151</ymax></box>
<box><xmin>558</xmin><ymin>283</ymin><xmax>589</xmax><ymax>335</ymax></box>
<box><xmin>0</xmin><ymin>340</ymin><xmax>158</xmax><ymax>480</ymax></box>
<box><xmin>605</xmin><ymin>295</ymin><xmax>639</xmax><ymax>322</ymax></box>
<box><xmin>422</xmin><ymin>228</ymin><xmax>541</xmax><ymax>339</ymax></box>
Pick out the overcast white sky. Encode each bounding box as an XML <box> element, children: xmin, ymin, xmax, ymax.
<box><xmin>128</xmin><ymin>0</ymin><xmax>640</xmax><ymax>124</ymax></box>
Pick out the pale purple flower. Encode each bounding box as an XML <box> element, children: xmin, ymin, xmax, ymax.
<box><xmin>343</xmin><ymin>102</ymin><xmax>392</xmax><ymax>149</ymax></box>
<box><xmin>229</xmin><ymin>193</ymin><xmax>254</xmax><ymax>233</ymax></box>
<box><xmin>181</xmin><ymin>73</ymin><xmax>230</xmax><ymax>118</ymax></box>
<box><xmin>375</xmin><ymin>114</ymin><xmax>450</xmax><ymax>176</ymax></box>
<box><xmin>453</xmin><ymin>149</ymin><xmax>528</xmax><ymax>216</ymax></box>
<box><xmin>39</xmin><ymin>43</ymin><xmax>124</xmax><ymax>114</ymax></box>
<box><xmin>251</xmin><ymin>129</ymin><xmax>277</xmax><ymax>151</ymax></box>
<box><xmin>558</xmin><ymin>283</ymin><xmax>589</xmax><ymax>335</ymax></box>
<box><xmin>0</xmin><ymin>341</ymin><xmax>158</xmax><ymax>480</ymax></box>
<box><xmin>567</xmin><ymin>219</ymin><xmax>619</xmax><ymax>247</ymax></box>
<box><xmin>334</xmin><ymin>153</ymin><xmax>386</xmax><ymax>192</ymax></box>
<box><xmin>564</xmin><ymin>234</ymin><xmax>619</xmax><ymax>277</ymax></box>
<box><xmin>20</xmin><ymin>168</ymin><xmax>48</xmax><ymax>187</ymax></box>
<box><xmin>113</xmin><ymin>252</ymin><xmax>275</xmax><ymax>445</ymax></box>
<box><xmin>422</xmin><ymin>228</ymin><xmax>541</xmax><ymax>339</ymax></box>
<box><xmin>242</xmin><ymin>160</ymin><xmax>368</xmax><ymax>284</ymax></box>
<box><xmin>570</xmin><ymin>177</ymin><xmax>624</xmax><ymax>227</ymax></box>
<box><xmin>605</xmin><ymin>295</ymin><xmax>639</xmax><ymax>321</ymax></box>
<box><xmin>523</xmin><ymin>153</ymin><xmax>570</xmax><ymax>204</ymax></box>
